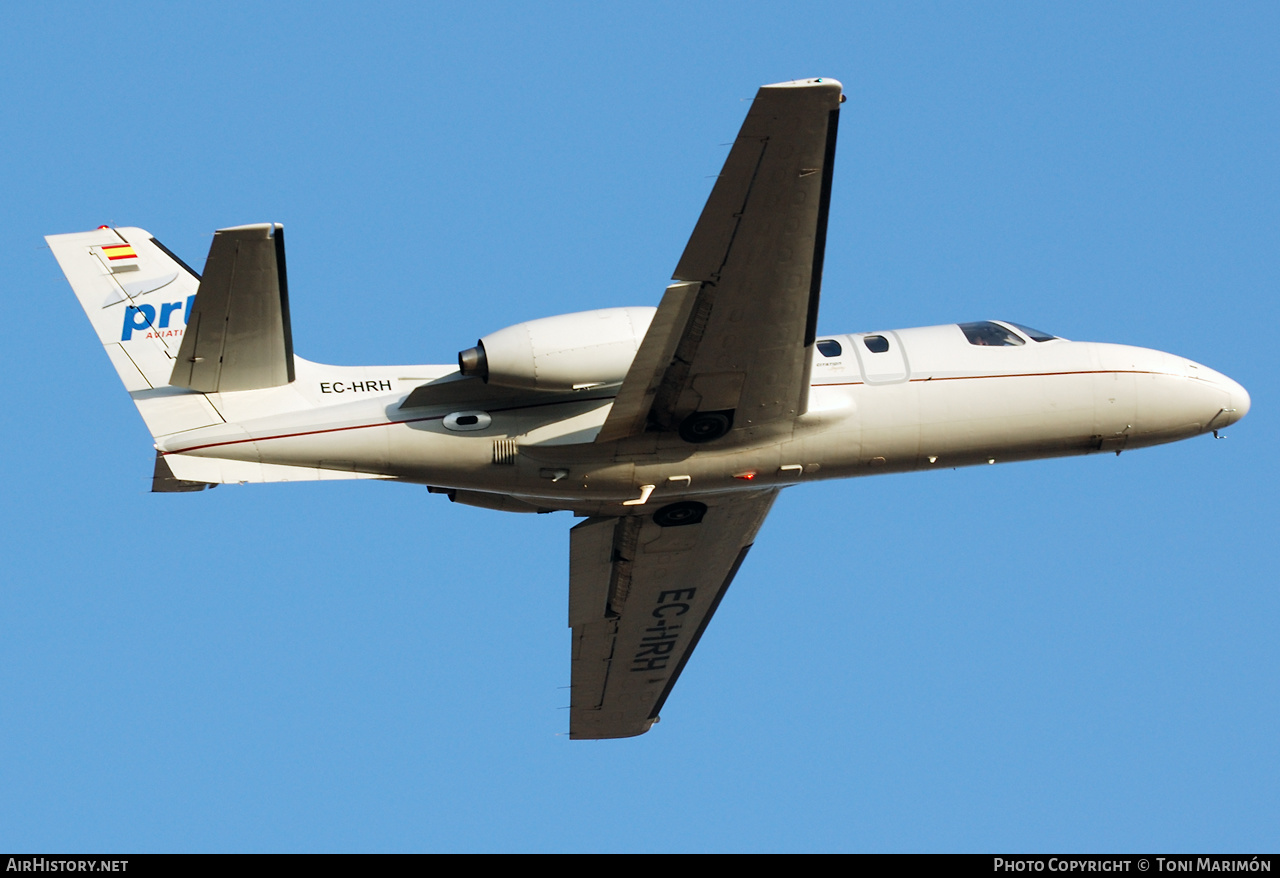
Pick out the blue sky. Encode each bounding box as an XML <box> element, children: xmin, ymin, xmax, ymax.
<box><xmin>2</xmin><ymin>2</ymin><xmax>1276</xmax><ymax>852</ymax></box>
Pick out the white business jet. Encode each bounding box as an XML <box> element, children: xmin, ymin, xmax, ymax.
<box><xmin>48</xmin><ymin>78</ymin><xmax>1249</xmax><ymax>739</ymax></box>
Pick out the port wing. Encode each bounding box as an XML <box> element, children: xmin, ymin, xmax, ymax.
<box><xmin>568</xmin><ymin>489</ymin><xmax>778</xmax><ymax>738</ymax></box>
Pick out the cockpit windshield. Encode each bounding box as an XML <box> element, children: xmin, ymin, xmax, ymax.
<box><xmin>1003</xmin><ymin>322</ymin><xmax>1057</xmax><ymax>342</ymax></box>
<box><xmin>958</xmin><ymin>321</ymin><xmax>1025</xmax><ymax>346</ymax></box>
<box><xmin>958</xmin><ymin>321</ymin><xmax>1058</xmax><ymax>346</ymax></box>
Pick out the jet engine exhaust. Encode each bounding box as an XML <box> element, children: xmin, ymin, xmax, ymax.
<box><xmin>458</xmin><ymin>342</ymin><xmax>488</xmax><ymax>381</ymax></box>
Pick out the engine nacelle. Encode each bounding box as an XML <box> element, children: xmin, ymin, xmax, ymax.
<box><xmin>458</xmin><ymin>307</ymin><xmax>655</xmax><ymax>392</ymax></box>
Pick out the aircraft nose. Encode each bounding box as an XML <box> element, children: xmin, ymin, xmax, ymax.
<box><xmin>1184</xmin><ymin>360</ymin><xmax>1250</xmax><ymax>429</ymax></box>
<box><xmin>1115</xmin><ymin>347</ymin><xmax>1251</xmax><ymax>446</ymax></box>
<box><xmin>1219</xmin><ymin>374</ymin><xmax>1251</xmax><ymax>426</ymax></box>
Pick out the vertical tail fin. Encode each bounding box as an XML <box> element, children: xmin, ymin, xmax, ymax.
<box><xmin>50</xmin><ymin>224</ymin><xmax>387</xmax><ymax>490</ymax></box>
<box><xmin>47</xmin><ymin>226</ymin><xmax>225</xmax><ymax>439</ymax></box>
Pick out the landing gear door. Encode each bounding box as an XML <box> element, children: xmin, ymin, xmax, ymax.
<box><xmin>853</xmin><ymin>331</ymin><xmax>909</xmax><ymax>384</ymax></box>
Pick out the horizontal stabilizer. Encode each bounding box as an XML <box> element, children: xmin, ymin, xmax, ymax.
<box><xmin>163</xmin><ymin>452</ymin><xmax>392</xmax><ymax>485</ymax></box>
<box><xmin>152</xmin><ymin>451</ymin><xmax>214</xmax><ymax>492</ymax></box>
<box><xmin>170</xmin><ymin>223</ymin><xmax>295</xmax><ymax>393</ymax></box>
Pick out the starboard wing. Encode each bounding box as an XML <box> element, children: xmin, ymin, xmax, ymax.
<box><xmin>597</xmin><ymin>78</ymin><xmax>843</xmax><ymax>443</ymax></box>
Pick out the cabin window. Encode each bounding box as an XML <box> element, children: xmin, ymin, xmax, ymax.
<box><xmin>1004</xmin><ymin>322</ymin><xmax>1057</xmax><ymax>342</ymax></box>
<box><xmin>863</xmin><ymin>335</ymin><xmax>890</xmax><ymax>353</ymax></box>
<box><xmin>817</xmin><ymin>339</ymin><xmax>843</xmax><ymax>357</ymax></box>
<box><xmin>958</xmin><ymin>321</ymin><xmax>1025</xmax><ymax>347</ymax></box>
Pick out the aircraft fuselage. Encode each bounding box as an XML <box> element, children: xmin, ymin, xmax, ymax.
<box><xmin>156</xmin><ymin>320</ymin><xmax>1249</xmax><ymax>515</ymax></box>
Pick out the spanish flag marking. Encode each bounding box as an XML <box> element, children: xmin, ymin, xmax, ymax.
<box><xmin>101</xmin><ymin>244</ymin><xmax>137</xmax><ymax>261</ymax></box>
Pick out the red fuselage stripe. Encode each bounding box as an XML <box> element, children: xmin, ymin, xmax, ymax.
<box><xmin>167</xmin><ymin>370</ymin><xmax>1189</xmax><ymax>455</ymax></box>
<box><xmin>812</xmin><ymin>368</ymin><xmax>1177</xmax><ymax>388</ymax></box>
<box><xmin>165</xmin><ymin>394</ymin><xmax>616</xmax><ymax>455</ymax></box>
